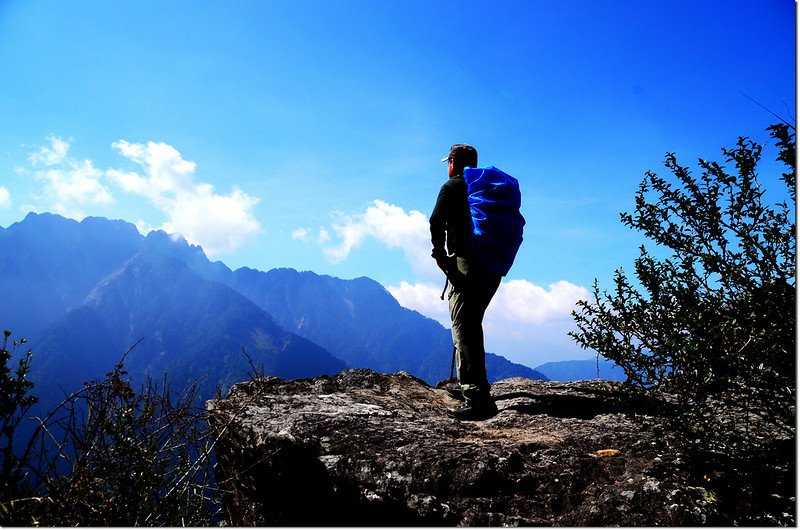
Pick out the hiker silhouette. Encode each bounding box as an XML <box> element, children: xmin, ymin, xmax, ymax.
<box><xmin>430</xmin><ymin>144</ymin><xmax>501</xmax><ymax>421</ymax></box>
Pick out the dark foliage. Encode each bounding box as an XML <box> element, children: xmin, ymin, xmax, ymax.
<box><xmin>0</xmin><ymin>336</ymin><xmax>222</xmax><ymax>526</ymax></box>
<box><xmin>570</xmin><ymin>124</ymin><xmax>796</xmax><ymax>451</ymax></box>
<box><xmin>0</xmin><ymin>331</ymin><xmax>37</xmax><ymax>511</ymax></box>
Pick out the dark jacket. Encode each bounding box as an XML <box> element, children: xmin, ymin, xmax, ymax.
<box><xmin>430</xmin><ymin>174</ymin><xmax>472</xmax><ymax>260</ymax></box>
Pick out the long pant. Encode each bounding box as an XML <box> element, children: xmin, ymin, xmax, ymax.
<box><xmin>447</xmin><ymin>256</ymin><xmax>501</xmax><ymax>404</ymax></box>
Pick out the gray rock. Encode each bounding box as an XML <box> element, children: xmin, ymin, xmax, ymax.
<box><xmin>205</xmin><ymin>369</ymin><xmax>716</xmax><ymax>526</ymax></box>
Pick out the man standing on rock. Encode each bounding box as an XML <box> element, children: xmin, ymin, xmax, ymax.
<box><xmin>430</xmin><ymin>144</ymin><xmax>501</xmax><ymax>421</ymax></box>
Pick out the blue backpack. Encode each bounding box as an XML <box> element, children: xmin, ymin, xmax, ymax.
<box><xmin>463</xmin><ymin>166</ymin><xmax>525</xmax><ymax>277</ymax></box>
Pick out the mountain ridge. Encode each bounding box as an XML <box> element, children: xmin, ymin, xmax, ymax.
<box><xmin>29</xmin><ymin>249</ymin><xmax>347</xmax><ymax>410</ymax></box>
<box><xmin>226</xmin><ymin>266</ymin><xmax>544</xmax><ymax>383</ymax></box>
<box><xmin>2</xmin><ymin>212</ymin><xmax>547</xmax><ymax>408</ymax></box>
<box><xmin>535</xmin><ymin>357</ymin><xmax>625</xmax><ymax>382</ymax></box>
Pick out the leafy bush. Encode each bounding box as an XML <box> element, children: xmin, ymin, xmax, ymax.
<box><xmin>0</xmin><ymin>337</ymin><xmax>221</xmax><ymax>526</ymax></box>
<box><xmin>0</xmin><ymin>330</ymin><xmax>37</xmax><ymax>512</ymax></box>
<box><xmin>571</xmin><ymin>124</ymin><xmax>796</xmax><ymax>449</ymax></box>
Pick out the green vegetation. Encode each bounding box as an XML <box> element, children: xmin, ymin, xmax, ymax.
<box><xmin>571</xmin><ymin>123</ymin><xmax>796</xmax><ymax>450</ymax></box>
<box><xmin>0</xmin><ymin>333</ymin><xmax>221</xmax><ymax>526</ymax></box>
<box><xmin>1</xmin><ymin>330</ymin><xmax>37</xmax><ymax>513</ymax></box>
<box><xmin>571</xmin><ymin>123</ymin><xmax>796</xmax><ymax>524</ymax></box>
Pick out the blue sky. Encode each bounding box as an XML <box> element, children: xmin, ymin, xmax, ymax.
<box><xmin>0</xmin><ymin>0</ymin><xmax>795</xmax><ymax>368</ymax></box>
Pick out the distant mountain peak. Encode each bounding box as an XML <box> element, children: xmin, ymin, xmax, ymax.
<box><xmin>145</xmin><ymin>229</ymin><xmax>196</xmax><ymax>249</ymax></box>
<box><xmin>2</xmin><ymin>211</ymin><xmax>545</xmax><ymax>407</ymax></box>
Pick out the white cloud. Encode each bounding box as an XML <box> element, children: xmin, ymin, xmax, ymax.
<box><xmin>317</xmin><ymin>227</ymin><xmax>331</xmax><ymax>244</ymax></box>
<box><xmin>322</xmin><ymin>200</ymin><xmax>438</xmax><ymax>280</ymax></box>
<box><xmin>28</xmin><ymin>137</ymin><xmax>114</xmax><ymax>219</ymax></box>
<box><xmin>293</xmin><ymin>226</ymin><xmax>332</xmax><ymax>244</ymax></box>
<box><xmin>387</xmin><ymin>278</ymin><xmax>591</xmax><ymax>368</ymax></box>
<box><xmin>134</xmin><ymin>219</ymin><xmax>158</xmax><ymax>236</ymax></box>
<box><xmin>292</xmin><ymin>227</ymin><xmax>310</xmax><ymax>241</ymax></box>
<box><xmin>28</xmin><ymin>136</ymin><xmax>70</xmax><ymax>166</ymax></box>
<box><xmin>0</xmin><ymin>187</ymin><xmax>10</xmax><ymax>209</ymax></box>
<box><xmin>107</xmin><ymin>140</ymin><xmax>262</xmax><ymax>256</ymax></box>
<box><xmin>388</xmin><ymin>279</ymin><xmax>587</xmax><ymax>328</ymax></box>
<box><xmin>108</xmin><ymin>140</ymin><xmax>197</xmax><ymax>204</ymax></box>
<box><xmin>386</xmin><ymin>281</ymin><xmax>450</xmax><ymax>326</ymax></box>
<box><xmin>483</xmin><ymin>279</ymin><xmax>590</xmax><ymax>366</ymax></box>
<box><xmin>490</xmin><ymin>280</ymin><xmax>589</xmax><ymax>325</ymax></box>
<box><xmin>317</xmin><ymin>198</ymin><xmax>593</xmax><ymax>365</ymax></box>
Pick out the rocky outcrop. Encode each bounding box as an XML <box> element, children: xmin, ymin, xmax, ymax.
<box><xmin>205</xmin><ymin>369</ymin><xmax>770</xmax><ymax>526</ymax></box>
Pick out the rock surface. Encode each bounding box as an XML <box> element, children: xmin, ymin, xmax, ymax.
<box><xmin>205</xmin><ymin>369</ymin><xmax>740</xmax><ymax>526</ymax></box>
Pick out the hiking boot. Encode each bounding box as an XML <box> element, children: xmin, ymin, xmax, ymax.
<box><xmin>446</xmin><ymin>400</ymin><xmax>498</xmax><ymax>421</ymax></box>
<box><xmin>444</xmin><ymin>383</ymin><xmax>465</xmax><ymax>401</ymax></box>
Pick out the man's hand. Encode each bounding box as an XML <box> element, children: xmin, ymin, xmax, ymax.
<box><xmin>436</xmin><ymin>253</ymin><xmax>456</xmax><ymax>274</ymax></box>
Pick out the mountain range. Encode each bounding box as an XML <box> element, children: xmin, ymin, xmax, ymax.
<box><xmin>1</xmin><ymin>212</ymin><xmax>555</xmax><ymax>412</ymax></box>
<box><xmin>535</xmin><ymin>357</ymin><xmax>625</xmax><ymax>382</ymax></box>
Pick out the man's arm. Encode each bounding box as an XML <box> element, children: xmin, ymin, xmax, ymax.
<box><xmin>429</xmin><ymin>183</ymin><xmax>449</xmax><ymax>262</ymax></box>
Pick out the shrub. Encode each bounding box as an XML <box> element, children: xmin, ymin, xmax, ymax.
<box><xmin>0</xmin><ymin>330</ymin><xmax>37</xmax><ymax>512</ymax></box>
<box><xmin>570</xmin><ymin>123</ymin><xmax>796</xmax><ymax>450</ymax></box>
<box><xmin>0</xmin><ymin>339</ymin><xmax>221</xmax><ymax>526</ymax></box>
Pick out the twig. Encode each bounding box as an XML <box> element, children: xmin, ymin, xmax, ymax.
<box><xmin>740</xmin><ymin>92</ymin><xmax>796</xmax><ymax>130</ymax></box>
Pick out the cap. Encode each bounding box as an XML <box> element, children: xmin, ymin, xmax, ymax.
<box><xmin>440</xmin><ymin>144</ymin><xmax>478</xmax><ymax>167</ymax></box>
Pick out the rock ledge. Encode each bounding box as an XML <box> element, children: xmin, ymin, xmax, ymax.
<box><xmin>206</xmin><ymin>369</ymin><xmax>716</xmax><ymax>526</ymax></box>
